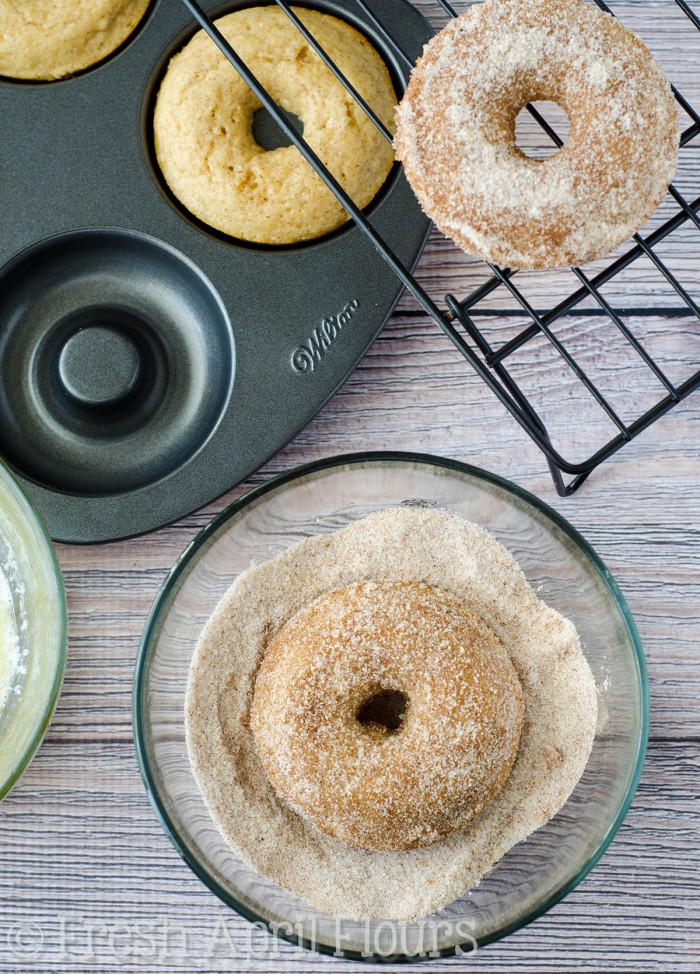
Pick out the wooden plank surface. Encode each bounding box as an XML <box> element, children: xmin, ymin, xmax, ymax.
<box><xmin>1</xmin><ymin>0</ymin><xmax>699</xmax><ymax>971</ymax></box>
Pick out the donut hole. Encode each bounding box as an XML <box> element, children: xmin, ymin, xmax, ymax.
<box><xmin>515</xmin><ymin>101</ymin><xmax>571</xmax><ymax>160</ymax></box>
<box><xmin>356</xmin><ymin>689</ymin><xmax>408</xmax><ymax>734</ymax></box>
<box><xmin>252</xmin><ymin>107</ymin><xmax>304</xmax><ymax>152</ymax></box>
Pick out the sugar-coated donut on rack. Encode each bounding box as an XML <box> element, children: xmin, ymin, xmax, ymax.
<box><xmin>394</xmin><ymin>0</ymin><xmax>680</xmax><ymax>270</ymax></box>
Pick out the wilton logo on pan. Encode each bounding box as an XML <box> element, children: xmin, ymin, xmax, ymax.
<box><xmin>291</xmin><ymin>300</ymin><xmax>359</xmax><ymax>374</ymax></box>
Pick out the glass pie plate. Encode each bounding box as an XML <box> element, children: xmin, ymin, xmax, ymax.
<box><xmin>133</xmin><ymin>452</ymin><xmax>648</xmax><ymax>961</ymax></box>
<box><xmin>0</xmin><ymin>458</ymin><xmax>66</xmax><ymax>800</ymax></box>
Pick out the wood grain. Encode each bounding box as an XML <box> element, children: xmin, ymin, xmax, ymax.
<box><xmin>1</xmin><ymin>0</ymin><xmax>699</xmax><ymax>971</ymax></box>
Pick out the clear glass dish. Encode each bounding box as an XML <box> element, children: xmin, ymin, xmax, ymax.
<box><xmin>0</xmin><ymin>458</ymin><xmax>66</xmax><ymax>800</ymax></box>
<box><xmin>134</xmin><ymin>453</ymin><xmax>648</xmax><ymax>961</ymax></box>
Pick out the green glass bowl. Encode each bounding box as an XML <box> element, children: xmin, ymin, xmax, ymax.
<box><xmin>134</xmin><ymin>453</ymin><xmax>648</xmax><ymax>961</ymax></box>
<box><xmin>0</xmin><ymin>459</ymin><xmax>66</xmax><ymax>800</ymax></box>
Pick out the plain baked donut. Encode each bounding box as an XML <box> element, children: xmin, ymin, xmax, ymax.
<box><xmin>153</xmin><ymin>6</ymin><xmax>396</xmax><ymax>245</ymax></box>
<box><xmin>0</xmin><ymin>0</ymin><xmax>151</xmax><ymax>81</ymax></box>
<box><xmin>250</xmin><ymin>580</ymin><xmax>524</xmax><ymax>852</ymax></box>
<box><xmin>394</xmin><ymin>0</ymin><xmax>679</xmax><ymax>270</ymax></box>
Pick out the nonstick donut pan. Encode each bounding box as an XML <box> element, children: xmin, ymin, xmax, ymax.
<box><xmin>0</xmin><ymin>0</ymin><xmax>431</xmax><ymax>543</ymax></box>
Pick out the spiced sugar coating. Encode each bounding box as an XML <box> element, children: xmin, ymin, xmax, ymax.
<box><xmin>251</xmin><ymin>580</ymin><xmax>524</xmax><ymax>851</ymax></box>
<box><xmin>186</xmin><ymin>507</ymin><xmax>598</xmax><ymax>920</ymax></box>
<box><xmin>394</xmin><ymin>0</ymin><xmax>679</xmax><ymax>269</ymax></box>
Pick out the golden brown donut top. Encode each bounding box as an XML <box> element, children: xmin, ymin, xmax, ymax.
<box><xmin>250</xmin><ymin>580</ymin><xmax>524</xmax><ymax>852</ymax></box>
<box><xmin>0</xmin><ymin>0</ymin><xmax>150</xmax><ymax>80</ymax></box>
<box><xmin>153</xmin><ymin>6</ymin><xmax>396</xmax><ymax>245</ymax></box>
<box><xmin>395</xmin><ymin>0</ymin><xmax>679</xmax><ymax>269</ymax></box>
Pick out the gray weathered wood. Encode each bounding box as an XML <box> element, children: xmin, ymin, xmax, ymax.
<box><xmin>0</xmin><ymin>0</ymin><xmax>699</xmax><ymax>971</ymax></box>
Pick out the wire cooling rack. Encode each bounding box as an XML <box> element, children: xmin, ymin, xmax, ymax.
<box><xmin>182</xmin><ymin>0</ymin><xmax>700</xmax><ymax>495</ymax></box>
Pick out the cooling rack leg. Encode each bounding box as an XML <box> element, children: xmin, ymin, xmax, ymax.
<box><xmin>513</xmin><ymin>399</ymin><xmax>572</xmax><ymax>496</ymax></box>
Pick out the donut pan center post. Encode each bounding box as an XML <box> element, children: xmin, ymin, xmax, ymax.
<box><xmin>0</xmin><ymin>0</ymin><xmax>432</xmax><ymax>541</ymax></box>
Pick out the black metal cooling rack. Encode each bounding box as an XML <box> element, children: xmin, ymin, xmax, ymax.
<box><xmin>182</xmin><ymin>0</ymin><xmax>700</xmax><ymax>495</ymax></box>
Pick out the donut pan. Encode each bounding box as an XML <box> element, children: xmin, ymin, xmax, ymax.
<box><xmin>0</xmin><ymin>0</ymin><xmax>431</xmax><ymax>543</ymax></box>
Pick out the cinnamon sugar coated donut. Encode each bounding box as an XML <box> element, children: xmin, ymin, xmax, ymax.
<box><xmin>250</xmin><ymin>581</ymin><xmax>524</xmax><ymax>852</ymax></box>
<box><xmin>185</xmin><ymin>507</ymin><xmax>598</xmax><ymax>920</ymax></box>
<box><xmin>394</xmin><ymin>0</ymin><xmax>679</xmax><ymax>269</ymax></box>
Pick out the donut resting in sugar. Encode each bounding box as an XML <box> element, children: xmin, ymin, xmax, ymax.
<box><xmin>250</xmin><ymin>580</ymin><xmax>524</xmax><ymax>852</ymax></box>
<box><xmin>185</xmin><ymin>507</ymin><xmax>598</xmax><ymax>920</ymax></box>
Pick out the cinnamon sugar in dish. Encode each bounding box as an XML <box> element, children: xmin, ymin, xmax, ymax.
<box><xmin>185</xmin><ymin>507</ymin><xmax>598</xmax><ymax>921</ymax></box>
